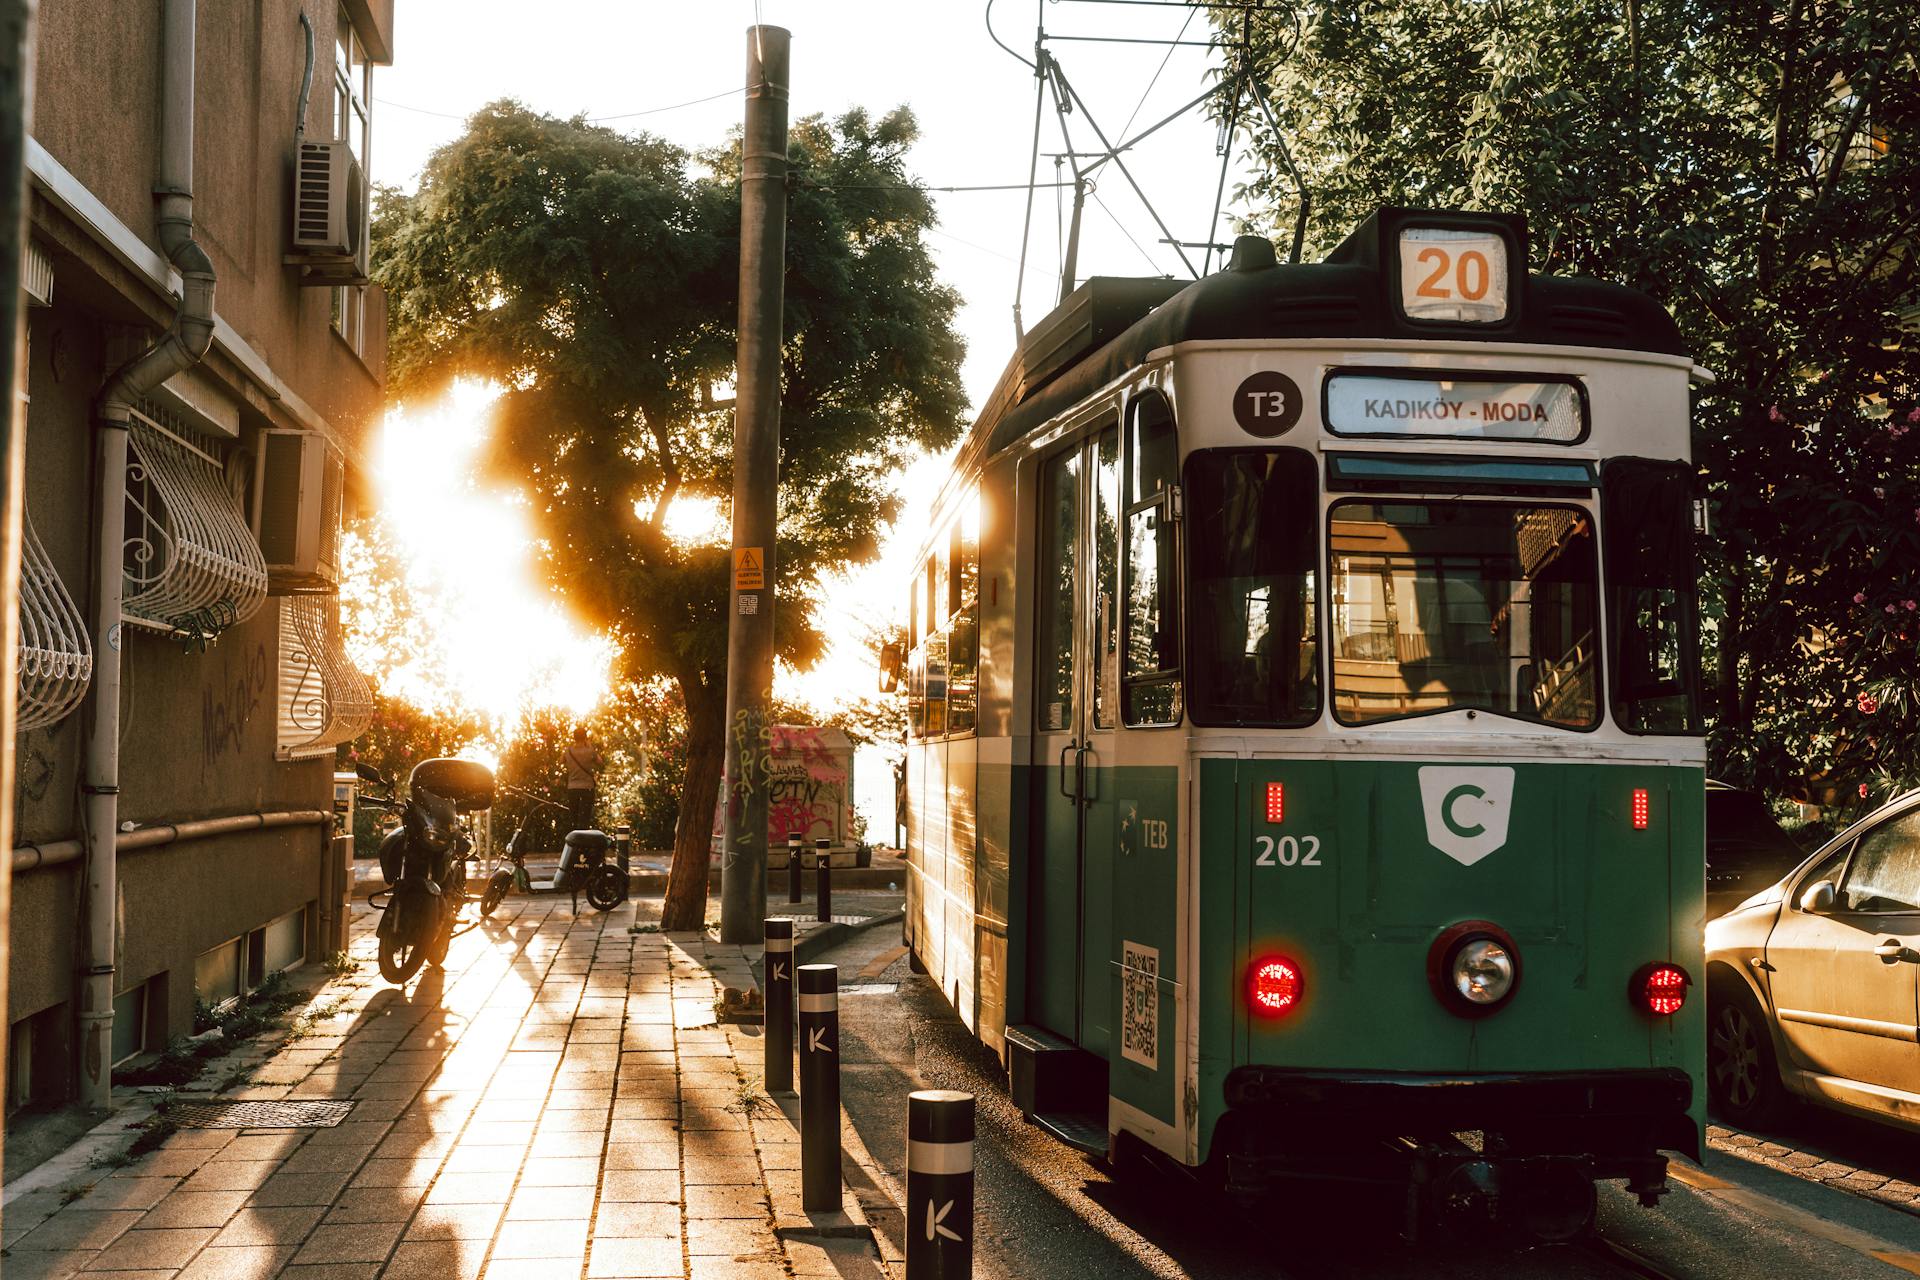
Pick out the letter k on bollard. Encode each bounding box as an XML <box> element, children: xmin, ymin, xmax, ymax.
<box><xmin>907</xmin><ymin>1090</ymin><xmax>973</xmax><ymax>1278</ymax></box>
<box><xmin>798</xmin><ymin>963</ymin><xmax>841</xmax><ymax>1212</ymax></box>
<box><xmin>763</xmin><ymin>918</ymin><xmax>794</xmax><ymax>1095</ymax></box>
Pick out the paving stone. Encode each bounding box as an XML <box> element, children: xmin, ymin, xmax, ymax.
<box><xmin>586</xmin><ymin>1235</ymin><xmax>684</xmax><ymax>1278</ymax></box>
<box><xmin>504</xmin><ymin>1184</ymin><xmax>597</xmax><ymax>1220</ymax></box>
<box><xmin>381</xmin><ymin>1239</ymin><xmax>486</xmax><ymax>1280</ymax></box>
<box><xmin>491</xmin><ymin>1218</ymin><xmax>590</xmax><ymax>1259</ymax></box>
<box><xmin>591</xmin><ymin>1201</ymin><xmax>682</xmax><ymax>1239</ymax></box>
<box><xmin>66</xmin><ymin>1178</ymin><xmax>179</xmax><ymax>1212</ymax></box>
<box><xmin>287</xmin><ymin>1219</ymin><xmax>404</xmax><ymax>1265</ymax></box>
<box><xmin>173</xmin><ymin>1244</ymin><xmax>299</xmax><ymax>1279</ymax></box>
<box><xmin>11</xmin><ymin>1209</ymin><xmax>145</xmax><ymax>1252</ymax></box>
<box><xmin>403</xmin><ymin>1202</ymin><xmax>506</xmax><ymax>1240</ymax></box>
<box><xmin>86</xmin><ymin>1226</ymin><xmax>219</xmax><ymax>1270</ymax></box>
<box><xmin>207</xmin><ymin>1205</ymin><xmax>328</xmax><ymax>1248</ymax></box>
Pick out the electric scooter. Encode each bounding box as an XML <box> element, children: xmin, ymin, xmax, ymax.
<box><xmin>477</xmin><ymin>785</ymin><xmax>626</xmax><ymax>916</ymax></box>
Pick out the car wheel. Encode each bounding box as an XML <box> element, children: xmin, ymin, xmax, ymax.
<box><xmin>1709</xmin><ymin>981</ymin><xmax>1782</xmax><ymax>1126</ymax></box>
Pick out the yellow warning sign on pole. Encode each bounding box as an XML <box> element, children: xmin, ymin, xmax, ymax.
<box><xmin>734</xmin><ymin>546</ymin><xmax>765</xmax><ymax>591</ymax></box>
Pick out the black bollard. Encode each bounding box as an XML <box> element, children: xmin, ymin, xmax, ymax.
<box><xmin>787</xmin><ymin>831</ymin><xmax>803</xmax><ymax>904</ymax></box>
<box><xmin>798</xmin><ymin>963</ymin><xmax>841</xmax><ymax>1212</ymax></box>
<box><xmin>763</xmin><ymin>918</ymin><xmax>794</xmax><ymax>1094</ymax></box>
<box><xmin>906</xmin><ymin>1090</ymin><xmax>974</xmax><ymax>1279</ymax></box>
<box><xmin>815</xmin><ymin>836</ymin><xmax>832</xmax><ymax>924</ymax></box>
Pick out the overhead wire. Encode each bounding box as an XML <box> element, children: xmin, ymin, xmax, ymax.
<box><xmin>376</xmin><ymin>86</ymin><xmax>743</xmax><ymax>126</ymax></box>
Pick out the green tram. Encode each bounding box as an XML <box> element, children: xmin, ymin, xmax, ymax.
<box><xmin>897</xmin><ymin>209</ymin><xmax>1710</xmax><ymax>1233</ymax></box>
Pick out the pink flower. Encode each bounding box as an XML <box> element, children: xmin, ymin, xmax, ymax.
<box><xmin>1887</xmin><ymin>603</ymin><xmax>1899</xmax><ymax>614</ymax></box>
<box><xmin>1860</xmin><ymin>783</ymin><xmax>1871</xmax><ymax>798</ymax></box>
<box><xmin>1766</xmin><ymin>405</ymin><xmax>1785</xmax><ymax>423</ymax></box>
<box><xmin>1909</xmin><ymin>406</ymin><xmax>1920</xmax><ymax>423</ymax></box>
<box><xmin>1859</xmin><ymin>693</ymin><xmax>1880</xmax><ymax>714</ymax></box>
<box><xmin>1855</xmin><ymin>591</ymin><xmax>1870</xmax><ymax>604</ymax></box>
<box><xmin>1874</xmin><ymin>487</ymin><xmax>1887</xmax><ymax>499</ymax></box>
<box><xmin>1907</xmin><ymin>600</ymin><xmax>1919</xmax><ymax>611</ymax></box>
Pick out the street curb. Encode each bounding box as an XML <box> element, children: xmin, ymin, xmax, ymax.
<box><xmin>794</xmin><ymin>909</ymin><xmax>904</xmax><ymax>969</ymax></box>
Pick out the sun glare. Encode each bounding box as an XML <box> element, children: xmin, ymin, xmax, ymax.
<box><xmin>358</xmin><ymin>380</ymin><xmax>614</xmax><ymax>725</ymax></box>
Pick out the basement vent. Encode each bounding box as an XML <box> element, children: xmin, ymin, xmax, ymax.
<box><xmin>168</xmin><ymin>1098</ymin><xmax>355</xmax><ymax>1129</ymax></box>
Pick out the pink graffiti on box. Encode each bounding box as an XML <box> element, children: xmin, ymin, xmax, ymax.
<box><xmin>711</xmin><ymin>725</ymin><xmax>854</xmax><ymax>862</ymax></box>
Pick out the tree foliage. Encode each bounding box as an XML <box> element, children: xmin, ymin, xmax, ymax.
<box><xmin>373</xmin><ymin>102</ymin><xmax>966</xmax><ymax>922</ymax></box>
<box><xmin>1227</xmin><ymin>1</ymin><xmax>1919</xmax><ymax>809</ymax></box>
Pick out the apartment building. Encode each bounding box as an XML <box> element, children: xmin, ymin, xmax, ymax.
<box><xmin>8</xmin><ymin>0</ymin><xmax>388</xmax><ymax>1116</ymax></box>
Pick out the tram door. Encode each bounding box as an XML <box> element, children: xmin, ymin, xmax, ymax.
<box><xmin>1031</xmin><ymin>423</ymin><xmax>1121</xmax><ymax>1053</ymax></box>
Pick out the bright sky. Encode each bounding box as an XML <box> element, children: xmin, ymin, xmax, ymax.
<box><xmin>366</xmin><ymin>1</ymin><xmax>1267</xmax><ymax>829</ymax></box>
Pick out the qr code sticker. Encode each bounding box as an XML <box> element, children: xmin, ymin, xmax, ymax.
<box><xmin>1120</xmin><ymin>941</ymin><xmax>1159</xmax><ymax>1069</ymax></box>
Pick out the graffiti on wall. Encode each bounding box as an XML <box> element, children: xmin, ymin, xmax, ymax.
<box><xmin>201</xmin><ymin>641</ymin><xmax>270</xmax><ymax>765</ymax></box>
<box><xmin>764</xmin><ymin>726</ymin><xmax>847</xmax><ymax>845</ymax></box>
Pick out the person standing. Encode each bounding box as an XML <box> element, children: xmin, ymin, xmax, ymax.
<box><xmin>565</xmin><ymin>727</ymin><xmax>604</xmax><ymax>832</ymax></box>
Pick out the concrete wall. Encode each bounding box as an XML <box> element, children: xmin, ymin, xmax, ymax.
<box><xmin>9</xmin><ymin>0</ymin><xmax>395</xmax><ymax>1106</ymax></box>
<box><xmin>33</xmin><ymin>0</ymin><xmax>388</xmax><ymax>459</ymax></box>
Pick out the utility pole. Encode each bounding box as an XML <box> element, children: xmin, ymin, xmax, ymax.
<box><xmin>0</xmin><ymin>0</ymin><xmax>38</xmax><ymax>1164</ymax></box>
<box><xmin>719</xmin><ymin>24</ymin><xmax>788</xmax><ymax>945</ymax></box>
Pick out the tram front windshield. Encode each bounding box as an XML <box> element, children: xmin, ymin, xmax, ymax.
<box><xmin>1328</xmin><ymin>501</ymin><xmax>1599</xmax><ymax>727</ymax></box>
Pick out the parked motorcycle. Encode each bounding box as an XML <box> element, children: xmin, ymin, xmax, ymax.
<box><xmin>478</xmin><ymin>784</ymin><xmax>626</xmax><ymax>916</ymax></box>
<box><xmin>357</xmin><ymin>757</ymin><xmax>495</xmax><ymax>984</ymax></box>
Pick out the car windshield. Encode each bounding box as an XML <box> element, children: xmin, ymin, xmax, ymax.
<box><xmin>1329</xmin><ymin>501</ymin><xmax>1599</xmax><ymax>727</ymax></box>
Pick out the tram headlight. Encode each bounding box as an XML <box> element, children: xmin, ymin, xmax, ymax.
<box><xmin>1428</xmin><ymin>921</ymin><xmax>1521</xmax><ymax>1017</ymax></box>
<box><xmin>1451</xmin><ymin>938</ymin><xmax>1515</xmax><ymax>1005</ymax></box>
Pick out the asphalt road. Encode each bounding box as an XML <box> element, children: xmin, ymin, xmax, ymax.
<box><xmin>813</xmin><ymin>925</ymin><xmax>1920</xmax><ymax>1280</ymax></box>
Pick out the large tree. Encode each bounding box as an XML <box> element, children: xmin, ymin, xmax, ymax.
<box><xmin>1226</xmin><ymin>1</ymin><xmax>1919</xmax><ymax>807</ymax></box>
<box><xmin>374</xmin><ymin>102</ymin><xmax>966</xmax><ymax>926</ymax></box>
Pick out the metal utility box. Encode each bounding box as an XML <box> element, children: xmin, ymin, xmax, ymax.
<box><xmin>712</xmin><ymin>725</ymin><xmax>858</xmax><ymax>867</ymax></box>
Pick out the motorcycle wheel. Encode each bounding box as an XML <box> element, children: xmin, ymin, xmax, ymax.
<box><xmin>585</xmin><ymin>865</ymin><xmax>627</xmax><ymax>912</ymax></box>
<box><xmin>480</xmin><ymin>869</ymin><xmax>513</xmax><ymax>916</ymax></box>
<box><xmin>377</xmin><ymin>916</ymin><xmax>428</xmax><ymax>984</ymax></box>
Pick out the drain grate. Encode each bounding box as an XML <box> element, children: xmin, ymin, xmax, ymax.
<box><xmin>167</xmin><ymin>1099</ymin><xmax>356</xmax><ymax>1130</ymax></box>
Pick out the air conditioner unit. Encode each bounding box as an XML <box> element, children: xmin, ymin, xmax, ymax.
<box><xmin>286</xmin><ymin>140</ymin><xmax>368</xmax><ymax>285</ymax></box>
<box><xmin>252</xmin><ymin>429</ymin><xmax>344</xmax><ymax>593</ymax></box>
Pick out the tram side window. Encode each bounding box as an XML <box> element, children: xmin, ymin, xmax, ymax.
<box><xmin>1186</xmin><ymin>449</ymin><xmax>1320</xmax><ymax>726</ymax></box>
<box><xmin>1601</xmin><ymin>459</ymin><xmax>1703</xmax><ymax>734</ymax></box>
<box><xmin>947</xmin><ymin>508</ymin><xmax>980</xmax><ymax>735</ymax></box>
<box><xmin>907</xmin><ymin>568</ymin><xmax>926</xmax><ymax>738</ymax></box>
<box><xmin>1123</xmin><ymin>390</ymin><xmax>1182</xmax><ymax>726</ymax></box>
<box><xmin>924</xmin><ymin>550</ymin><xmax>948</xmax><ymax>736</ymax></box>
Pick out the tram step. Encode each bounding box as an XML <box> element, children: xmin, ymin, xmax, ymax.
<box><xmin>1007</xmin><ymin>1023</ymin><xmax>1107</xmax><ymax>1128</ymax></box>
<box><xmin>1032</xmin><ymin>1108</ymin><xmax>1109</xmax><ymax>1156</ymax></box>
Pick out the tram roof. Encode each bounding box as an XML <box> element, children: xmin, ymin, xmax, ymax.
<box><xmin>970</xmin><ymin>207</ymin><xmax>1688</xmax><ymax>460</ymax></box>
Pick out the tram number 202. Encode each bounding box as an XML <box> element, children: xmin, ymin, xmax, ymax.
<box><xmin>1254</xmin><ymin>834</ymin><xmax>1323</xmax><ymax>868</ymax></box>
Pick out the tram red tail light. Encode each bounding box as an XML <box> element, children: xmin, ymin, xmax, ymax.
<box><xmin>1249</xmin><ymin>955</ymin><xmax>1303</xmax><ymax>1018</ymax></box>
<box><xmin>1631</xmin><ymin>962</ymin><xmax>1690</xmax><ymax>1016</ymax></box>
<box><xmin>1265</xmin><ymin>783</ymin><xmax>1285</xmax><ymax>824</ymax></box>
<box><xmin>1631</xmin><ymin>788</ymin><xmax>1650</xmax><ymax>830</ymax></box>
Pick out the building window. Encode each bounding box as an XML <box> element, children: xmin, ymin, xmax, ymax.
<box><xmin>332</xmin><ymin>8</ymin><xmax>374</xmax><ymax>353</ymax></box>
<box><xmin>195</xmin><ymin>937</ymin><xmax>245</xmax><ymax>1011</ymax></box>
<box><xmin>264</xmin><ymin>906</ymin><xmax>309</xmax><ymax>975</ymax></box>
<box><xmin>112</xmin><ymin>982</ymin><xmax>151</xmax><ymax>1066</ymax></box>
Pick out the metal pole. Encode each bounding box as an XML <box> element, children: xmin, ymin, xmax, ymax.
<box><xmin>798</xmin><ymin>962</ymin><xmax>841</xmax><ymax>1212</ymax></box>
<box><xmin>0</xmin><ymin>0</ymin><xmax>38</xmax><ymax>1165</ymax></box>
<box><xmin>763</xmin><ymin>918</ymin><xmax>794</xmax><ymax>1094</ymax></box>
<box><xmin>787</xmin><ymin>830</ymin><xmax>802</xmax><ymax>904</ymax></box>
<box><xmin>906</xmin><ymin>1090</ymin><xmax>974</xmax><ymax>1279</ymax></box>
<box><xmin>719</xmin><ymin>24</ymin><xmax>790</xmax><ymax>945</ymax></box>
<box><xmin>814</xmin><ymin>835</ymin><xmax>831</xmax><ymax>924</ymax></box>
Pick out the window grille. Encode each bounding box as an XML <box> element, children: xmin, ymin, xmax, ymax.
<box><xmin>16</xmin><ymin>510</ymin><xmax>92</xmax><ymax>730</ymax></box>
<box><xmin>123</xmin><ymin>402</ymin><xmax>268</xmax><ymax>641</ymax></box>
<box><xmin>277</xmin><ymin>594</ymin><xmax>372</xmax><ymax>759</ymax></box>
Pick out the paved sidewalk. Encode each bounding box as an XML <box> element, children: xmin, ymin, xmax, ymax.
<box><xmin>2</xmin><ymin>894</ymin><xmax>898</xmax><ymax>1279</ymax></box>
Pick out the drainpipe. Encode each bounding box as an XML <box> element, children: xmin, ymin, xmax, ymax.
<box><xmin>79</xmin><ymin>0</ymin><xmax>215</xmax><ymax>1111</ymax></box>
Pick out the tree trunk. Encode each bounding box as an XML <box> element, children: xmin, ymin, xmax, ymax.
<box><xmin>660</xmin><ymin>695</ymin><xmax>725</xmax><ymax>932</ymax></box>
